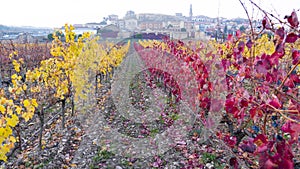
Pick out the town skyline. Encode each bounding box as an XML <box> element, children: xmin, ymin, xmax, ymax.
<box><xmin>0</xmin><ymin>8</ymin><xmax>253</xmax><ymax>42</ymax></box>
<box><xmin>1</xmin><ymin>0</ymin><xmax>299</xmax><ymax>28</ymax></box>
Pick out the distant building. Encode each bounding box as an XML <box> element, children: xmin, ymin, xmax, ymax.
<box><xmin>124</xmin><ymin>18</ymin><xmax>138</xmax><ymax>30</ymax></box>
<box><xmin>85</xmin><ymin>23</ymin><xmax>103</xmax><ymax>29</ymax></box>
<box><xmin>97</xmin><ymin>24</ymin><xmax>120</xmax><ymax>39</ymax></box>
<box><xmin>125</xmin><ymin>10</ymin><xmax>136</xmax><ymax>18</ymax></box>
<box><xmin>194</xmin><ymin>22</ymin><xmax>211</xmax><ymax>32</ymax></box>
<box><xmin>170</xmin><ymin>32</ymin><xmax>188</xmax><ymax>39</ymax></box>
<box><xmin>193</xmin><ymin>15</ymin><xmax>214</xmax><ymax>23</ymax></box>
<box><xmin>139</xmin><ymin>21</ymin><xmax>163</xmax><ymax>30</ymax></box>
<box><xmin>184</xmin><ymin>21</ymin><xmax>194</xmax><ymax>31</ymax></box>
<box><xmin>175</xmin><ymin>13</ymin><xmax>183</xmax><ymax>17</ymax></box>
<box><xmin>116</xmin><ymin>19</ymin><xmax>125</xmax><ymax>29</ymax></box>
<box><xmin>118</xmin><ymin>31</ymin><xmax>131</xmax><ymax>39</ymax></box>
<box><xmin>107</xmin><ymin>15</ymin><xmax>119</xmax><ymax>25</ymax></box>
<box><xmin>0</xmin><ymin>32</ymin><xmax>49</xmax><ymax>42</ymax></box>
<box><xmin>137</xmin><ymin>13</ymin><xmax>181</xmax><ymax>22</ymax></box>
<box><xmin>166</xmin><ymin>21</ymin><xmax>184</xmax><ymax>31</ymax></box>
<box><xmin>72</xmin><ymin>24</ymin><xmax>99</xmax><ymax>35</ymax></box>
<box><xmin>189</xmin><ymin>4</ymin><xmax>193</xmax><ymax>20</ymax></box>
<box><xmin>73</xmin><ymin>24</ymin><xmax>86</xmax><ymax>28</ymax></box>
<box><xmin>16</xmin><ymin>33</ymin><xmax>35</xmax><ymax>43</ymax></box>
<box><xmin>108</xmin><ymin>14</ymin><xmax>118</xmax><ymax>21</ymax></box>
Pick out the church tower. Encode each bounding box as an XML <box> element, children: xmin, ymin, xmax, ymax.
<box><xmin>189</xmin><ymin>4</ymin><xmax>193</xmax><ymax>20</ymax></box>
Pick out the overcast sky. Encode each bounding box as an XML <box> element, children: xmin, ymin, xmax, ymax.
<box><xmin>0</xmin><ymin>0</ymin><xmax>299</xmax><ymax>28</ymax></box>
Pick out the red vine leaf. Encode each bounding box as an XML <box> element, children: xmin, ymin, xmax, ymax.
<box><xmin>253</xmin><ymin>134</ymin><xmax>268</xmax><ymax>153</ymax></box>
<box><xmin>286</xmin><ymin>32</ymin><xmax>298</xmax><ymax>43</ymax></box>
<box><xmin>292</xmin><ymin>50</ymin><xmax>300</xmax><ymax>65</ymax></box>
<box><xmin>285</xmin><ymin>10</ymin><xmax>299</xmax><ymax>28</ymax></box>
<box><xmin>268</xmin><ymin>95</ymin><xmax>282</xmax><ymax>109</ymax></box>
<box><xmin>262</xmin><ymin>16</ymin><xmax>271</xmax><ymax>30</ymax></box>
<box><xmin>275</xmin><ymin>27</ymin><xmax>285</xmax><ymax>40</ymax></box>
<box><xmin>236</xmin><ymin>30</ymin><xmax>242</xmax><ymax>38</ymax></box>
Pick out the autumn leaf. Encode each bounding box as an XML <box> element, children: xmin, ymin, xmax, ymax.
<box><xmin>23</xmin><ymin>99</ymin><xmax>30</xmax><ymax>108</ymax></box>
<box><xmin>6</xmin><ymin>114</ymin><xmax>19</xmax><ymax>127</ymax></box>
<box><xmin>12</xmin><ymin>60</ymin><xmax>21</xmax><ymax>72</ymax></box>
<box><xmin>11</xmin><ymin>74</ymin><xmax>18</xmax><ymax>79</ymax></box>
<box><xmin>22</xmin><ymin>84</ymin><xmax>27</xmax><ymax>91</ymax></box>
<box><xmin>15</xmin><ymin>106</ymin><xmax>22</xmax><ymax>115</ymax></box>
<box><xmin>0</xmin><ymin>105</ymin><xmax>5</xmax><ymax>114</ymax></box>
<box><xmin>22</xmin><ymin>111</ymin><xmax>34</xmax><ymax>122</ymax></box>
<box><xmin>9</xmin><ymin>136</ymin><xmax>16</xmax><ymax>143</ymax></box>
<box><xmin>31</xmin><ymin>99</ymin><xmax>38</xmax><ymax>108</ymax></box>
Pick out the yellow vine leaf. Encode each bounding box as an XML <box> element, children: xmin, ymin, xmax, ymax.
<box><xmin>31</xmin><ymin>99</ymin><xmax>38</xmax><ymax>107</ymax></box>
<box><xmin>15</xmin><ymin>106</ymin><xmax>22</xmax><ymax>115</ymax></box>
<box><xmin>7</xmin><ymin>108</ymin><xmax>13</xmax><ymax>116</ymax></box>
<box><xmin>9</xmin><ymin>136</ymin><xmax>16</xmax><ymax>143</ymax></box>
<box><xmin>23</xmin><ymin>99</ymin><xmax>30</xmax><ymax>108</ymax></box>
<box><xmin>0</xmin><ymin>126</ymin><xmax>12</xmax><ymax>138</ymax></box>
<box><xmin>22</xmin><ymin>84</ymin><xmax>27</xmax><ymax>91</ymax></box>
<box><xmin>12</xmin><ymin>60</ymin><xmax>20</xmax><ymax>73</ymax></box>
<box><xmin>0</xmin><ymin>105</ymin><xmax>5</xmax><ymax>114</ymax></box>
<box><xmin>11</xmin><ymin>74</ymin><xmax>18</xmax><ymax>80</ymax></box>
<box><xmin>6</xmin><ymin>114</ymin><xmax>19</xmax><ymax>127</ymax></box>
<box><xmin>22</xmin><ymin>111</ymin><xmax>34</xmax><ymax>122</ymax></box>
<box><xmin>0</xmin><ymin>146</ymin><xmax>9</xmax><ymax>161</ymax></box>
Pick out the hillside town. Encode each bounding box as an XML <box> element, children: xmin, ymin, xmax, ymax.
<box><xmin>0</xmin><ymin>4</ymin><xmax>253</xmax><ymax>42</ymax></box>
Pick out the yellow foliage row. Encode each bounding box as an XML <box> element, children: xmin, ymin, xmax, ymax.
<box><xmin>73</xmin><ymin>38</ymin><xmax>130</xmax><ymax>102</ymax></box>
<box><xmin>0</xmin><ymin>24</ymin><xmax>130</xmax><ymax>162</ymax></box>
<box><xmin>0</xmin><ymin>67</ymin><xmax>38</xmax><ymax>161</ymax></box>
<box><xmin>0</xmin><ymin>92</ymin><xmax>37</xmax><ymax>161</ymax></box>
<box><xmin>139</xmin><ymin>39</ymin><xmax>170</xmax><ymax>52</ymax></box>
<box><xmin>98</xmin><ymin>42</ymin><xmax>130</xmax><ymax>75</ymax></box>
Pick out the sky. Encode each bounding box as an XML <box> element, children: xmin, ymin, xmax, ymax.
<box><xmin>0</xmin><ymin>0</ymin><xmax>299</xmax><ymax>28</ymax></box>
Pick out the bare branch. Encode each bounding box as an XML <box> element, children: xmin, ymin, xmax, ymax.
<box><xmin>239</xmin><ymin>0</ymin><xmax>255</xmax><ymax>39</ymax></box>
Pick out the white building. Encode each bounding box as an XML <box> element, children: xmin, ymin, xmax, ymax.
<box><xmin>124</xmin><ymin>18</ymin><xmax>138</xmax><ymax>30</ymax></box>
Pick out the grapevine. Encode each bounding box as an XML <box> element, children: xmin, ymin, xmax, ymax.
<box><xmin>137</xmin><ymin>11</ymin><xmax>300</xmax><ymax>167</ymax></box>
<box><xmin>0</xmin><ymin>24</ymin><xmax>129</xmax><ymax>163</ymax></box>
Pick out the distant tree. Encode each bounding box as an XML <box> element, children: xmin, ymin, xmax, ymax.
<box><xmin>0</xmin><ymin>73</ymin><xmax>2</xmax><ymax>88</ymax></box>
<box><xmin>167</xmin><ymin>24</ymin><xmax>173</xmax><ymax>29</ymax></box>
<box><xmin>223</xmin><ymin>24</ymin><xmax>228</xmax><ymax>42</ymax></box>
<box><xmin>47</xmin><ymin>33</ymin><xmax>54</xmax><ymax>41</ymax></box>
<box><xmin>224</xmin><ymin>24</ymin><xmax>228</xmax><ymax>34</ymax></box>
<box><xmin>135</xmin><ymin>33</ymin><xmax>142</xmax><ymax>39</ymax></box>
<box><xmin>48</xmin><ymin>31</ymin><xmax>65</xmax><ymax>41</ymax></box>
<box><xmin>75</xmin><ymin>34</ymin><xmax>82</xmax><ymax>41</ymax></box>
<box><xmin>100</xmin><ymin>21</ymin><xmax>107</xmax><ymax>25</ymax></box>
<box><xmin>230</xmin><ymin>25</ymin><xmax>237</xmax><ymax>34</ymax></box>
<box><xmin>103</xmin><ymin>17</ymin><xmax>108</xmax><ymax>21</ymax></box>
<box><xmin>0</xmin><ymin>25</ymin><xmax>9</xmax><ymax>30</ymax></box>
<box><xmin>215</xmin><ymin>31</ymin><xmax>218</xmax><ymax>41</ymax></box>
<box><xmin>55</xmin><ymin>31</ymin><xmax>64</xmax><ymax>38</ymax></box>
<box><xmin>239</xmin><ymin>25</ymin><xmax>246</xmax><ymax>32</ymax></box>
